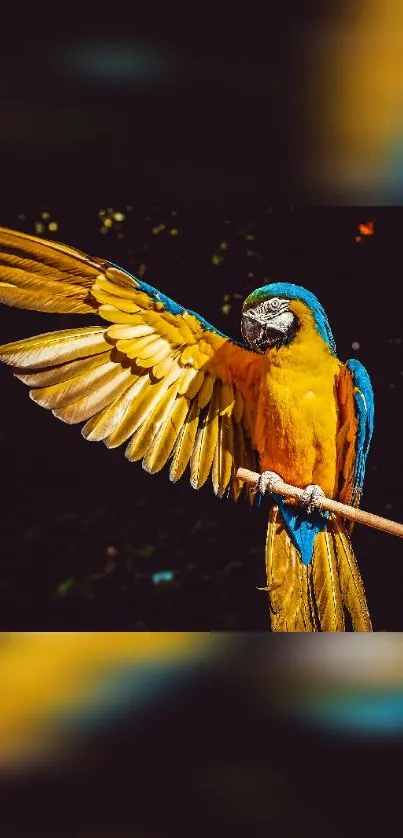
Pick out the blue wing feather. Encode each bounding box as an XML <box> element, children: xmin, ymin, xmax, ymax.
<box><xmin>109</xmin><ymin>261</ymin><xmax>246</xmax><ymax>346</ymax></box>
<box><xmin>345</xmin><ymin>358</ymin><xmax>375</xmax><ymax>499</ymax></box>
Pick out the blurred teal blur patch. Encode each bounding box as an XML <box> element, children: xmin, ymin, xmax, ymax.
<box><xmin>381</xmin><ymin>140</ymin><xmax>403</xmax><ymax>201</ymax></box>
<box><xmin>56</xmin><ymin>40</ymin><xmax>175</xmax><ymax>85</ymax></box>
<box><xmin>299</xmin><ymin>691</ymin><xmax>403</xmax><ymax>737</ymax></box>
<box><xmin>152</xmin><ymin>570</ymin><xmax>174</xmax><ymax>585</ymax></box>
<box><xmin>57</xmin><ymin>661</ymin><xmax>193</xmax><ymax>733</ymax></box>
<box><xmin>263</xmin><ymin>636</ymin><xmax>403</xmax><ymax>739</ymax></box>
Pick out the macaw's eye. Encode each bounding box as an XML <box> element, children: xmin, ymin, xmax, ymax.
<box><xmin>269</xmin><ymin>298</ymin><xmax>281</xmax><ymax>310</ymax></box>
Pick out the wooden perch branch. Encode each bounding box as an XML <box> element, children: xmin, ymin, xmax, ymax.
<box><xmin>236</xmin><ymin>467</ymin><xmax>403</xmax><ymax>540</ymax></box>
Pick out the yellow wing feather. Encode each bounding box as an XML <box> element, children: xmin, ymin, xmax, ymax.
<box><xmin>312</xmin><ymin>527</ymin><xmax>345</xmax><ymax>631</ymax></box>
<box><xmin>124</xmin><ymin>383</ymin><xmax>180</xmax><ymax>463</ymax></box>
<box><xmin>0</xmin><ymin>226</ymin><xmax>263</xmax><ymax>498</ymax></box>
<box><xmin>190</xmin><ymin>383</ymin><xmax>220</xmax><ymax>489</ymax></box>
<box><xmin>143</xmin><ymin>395</ymin><xmax>192</xmax><ymax>474</ymax></box>
<box><xmin>212</xmin><ymin>413</ymin><xmax>234</xmax><ymax>496</ymax></box>
<box><xmin>0</xmin><ymin>327</ymin><xmax>110</xmax><ymax>368</ymax></box>
<box><xmin>87</xmin><ymin>377</ymin><xmax>150</xmax><ymax>447</ymax></box>
<box><xmin>170</xmin><ymin>400</ymin><xmax>202</xmax><ymax>483</ymax></box>
<box><xmin>0</xmin><ymin>227</ymin><xmax>102</xmax><ymax>313</ymax></box>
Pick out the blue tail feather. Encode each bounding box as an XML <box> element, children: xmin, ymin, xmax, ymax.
<box><xmin>257</xmin><ymin>492</ymin><xmax>328</xmax><ymax>566</ymax></box>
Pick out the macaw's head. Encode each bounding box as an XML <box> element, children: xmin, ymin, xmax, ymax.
<box><xmin>241</xmin><ymin>282</ymin><xmax>337</xmax><ymax>355</ymax></box>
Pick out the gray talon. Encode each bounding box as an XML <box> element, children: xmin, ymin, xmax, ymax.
<box><xmin>301</xmin><ymin>483</ymin><xmax>325</xmax><ymax>514</ymax></box>
<box><xmin>256</xmin><ymin>470</ymin><xmax>283</xmax><ymax>495</ymax></box>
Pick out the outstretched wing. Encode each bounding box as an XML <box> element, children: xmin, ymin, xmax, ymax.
<box><xmin>0</xmin><ymin>227</ymin><xmax>263</xmax><ymax>499</ymax></box>
<box><xmin>0</xmin><ymin>226</ymin><xmax>103</xmax><ymax>313</ymax></box>
<box><xmin>336</xmin><ymin>358</ymin><xmax>375</xmax><ymax>506</ymax></box>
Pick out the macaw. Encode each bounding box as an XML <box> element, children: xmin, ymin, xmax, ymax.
<box><xmin>0</xmin><ymin>227</ymin><xmax>374</xmax><ymax>631</ymax></box>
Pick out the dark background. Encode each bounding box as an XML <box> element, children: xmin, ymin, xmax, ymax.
<box><xmin>0</xmin><ymin>205</ymin><xmax>402</xmax><ymax>630</ymax></box>
<box><xmin>1</xmin><ymin>9</ymin><xmax>403</xmax><ymax>838</ymax></box>
<box><xmin>0</xmin><ymin>6</ymin><xmax>402</xmax><ymax>630</ymax></box>
<box><xmin>1</xmin><ymin>637</ymin><xmax>403</xmax><ymax>838</ymax></box>
<box><xmin>0</xmin><ymin>8</ymin><xmax>307</xmax><ymax>208</ymax></box>
<box><xmin>0</xmin><ymin>4</ymin><xmax>353</xmax><ymax>209</ymax></box>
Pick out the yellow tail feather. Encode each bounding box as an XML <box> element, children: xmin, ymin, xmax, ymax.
<box><xmin>331</xmin><ymin>517</ymin><xmax>372</xmax><ymax>631</ymax></box>
<box><xmin>264</xmin><ymin>507</ymin><xmax>317</xmax><ymax>631</ymax></box>
<box><xmin>265</xmin><ymin>507</ymin><xmax>372</xmax><ymax>632</ymax></box>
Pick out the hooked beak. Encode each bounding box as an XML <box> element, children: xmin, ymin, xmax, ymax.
<box><xmin>241</xmin><ymin>311</ymin><xmax>276</xmax><ymax>353</ymax></box>
<box><xmin>241</xmin><ymin>308</ymin><xmax>295</xmax><ymax>353</ymax></box>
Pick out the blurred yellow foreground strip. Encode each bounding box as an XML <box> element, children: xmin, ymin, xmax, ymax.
<box><xmin>0</xmin><ymin>632</ymin><xmax>214</xmax><ymax>767</ymax></box>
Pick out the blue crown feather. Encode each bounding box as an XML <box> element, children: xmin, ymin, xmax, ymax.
<box><xmin>243</xmin><ymin>283</ymin><xmax>337</xmax><ymax>354</ymax></box>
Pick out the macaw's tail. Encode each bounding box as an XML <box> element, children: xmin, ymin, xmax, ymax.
<box><xmin>265</xmin><ymin>506</ymin><xmax>372</xmax><ymax>632</ymax></box>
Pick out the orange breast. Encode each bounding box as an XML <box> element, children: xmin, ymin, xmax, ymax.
<box><xmin>254</xmin><ymin>315</ymin><xmax>343</xmax><ymax>497</ymax></box>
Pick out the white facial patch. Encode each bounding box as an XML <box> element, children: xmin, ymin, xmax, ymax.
<box><xmin>244</xmin><ymin>297</ymin><xmax>289</xmax><ymax>324</ymax></box>
<box><xmin>266</xmin><ymin>310</ymin><xmax>295</xmax><ymax>333</ymax></box>
<box><xmin>243</xmin><ymin>301</ymin><xmax>293</xmax><ymax>333</ymax></box>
